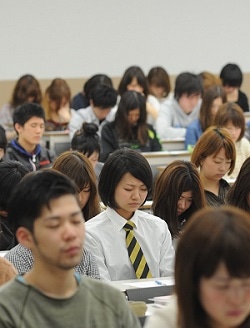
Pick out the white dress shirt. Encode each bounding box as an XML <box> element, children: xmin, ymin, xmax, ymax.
<box><xmin>85</xmin><ymin>207</ymin><xmax>175</xmax><ymax>281</ymax></box>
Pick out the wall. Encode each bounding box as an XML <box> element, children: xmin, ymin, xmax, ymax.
<box><xmin>1</xmin><ymin>1</ymin><xmax>250</xmax><ymax>106</ymax></box>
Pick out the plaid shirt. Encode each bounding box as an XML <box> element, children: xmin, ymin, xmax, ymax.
<box><xmin>5</xmin><ymin>244</ymin><xmax>100</xmax><ymax>280</ymax></box>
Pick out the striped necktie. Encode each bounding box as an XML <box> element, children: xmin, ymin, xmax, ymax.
<box><xmin>123</xmin><ymin>221</ymin><xmax>153</xmax><ymax>279</ymax></box>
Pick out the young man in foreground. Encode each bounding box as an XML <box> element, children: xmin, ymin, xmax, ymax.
<box><xmin>0</xmin><ymin>170</ymin><xmax>139</xmax><ymax>327</ymax></box>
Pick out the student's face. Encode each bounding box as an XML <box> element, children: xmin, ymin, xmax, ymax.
<box><xmin>88</xmin><ymin>151</ymin><xmax>99</xmax><ymax>168</ymax></box>
<box><xmin>78</xmin><ymin>185</ymin><xmax>91</xmax><ymax>209</ymax></box>
<box><xmin>16</xmin><ymin>117</ymin><xmax>45</xmax><ymax>148</ymax></box>
<box><xmin>0</xmin><ymin>148</ymin><xmax>4</xmax><ymax>160</ymax></box>
<box><xmin>126</xmin><ymin>78</ymin><xmax>144</xmax><ymax>94</ymax></box>
<box><xmin>177</xmin><ymin>191</ymin><xmax>193</xmax><ymax>216</ymax></box>
<box><xmin>223</xmin><ymin>121</ymin><xmax>241</xmax><ymax>143</ymax></box>
<box><xmin>199</xmin><ymin>262</ymin><xmax>250</xmax><ymax>328</ymax></box>
<box><xmin>149</xmin><ymin>84</ymin><xmax>166</xmax><ymax>99</ymax></box>
<box><xmin>28</xmin><ymin>195</ymin><xmax>84</xmax><ymax>270</ymax></box>
<box><xmin>223</xmin><ymin>85</ymin><xmax>238</xmax><ymax>95</ymax></box>
<box><xmin>127</xmin><ymin>108</ymin><xmax>140</xmax><ymax>126</ymax></box>
<box><xmin>178</xmin><ymin>93</ymin><xmax>201</xmax><ymax>114</ymax></box>
<box><xmin>211</xmin><ymin>97</ymin><xmax>223</xmax><ymax>117</ymax></box>
<box><xmin>114</xmin><ymin>172</ymin><xmax>148</xmax><ymax>220</ymax></box>
<box><xmin>92</xmin><ymin>107</ymin><xmax>112</xmax><ymax>121</ymax></box>
<box><xmin>200</xmin><ymin>148</ymin><xmax>232</xmax><ymax>181</ymax></box>
<box><xmin>50</xmin><ymin>97</ymin><xmax>70</xmax><ymax>112</ymax></box>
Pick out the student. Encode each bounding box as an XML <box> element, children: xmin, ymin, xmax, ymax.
<box><xmin>118</xmin><ymin>65</ymin><xmax>160</xmax><ymax>126</ymax></box>
<box><xmin>85</xmin><ymin>148</ymin><xmax>175</xmax><ymax>281</ymax></box>
<box><xmin>144</xmin><ymin>206</ymin><xmax>250</xmax><ymax>328</ymax></box>
<box><xmin>199</xmin><ymin>71</ymin><xmax>222</xmax><ymax>91</ymax></box>
<box><xmin>71</xmin><ymin>122</ymin><xmax>103</xmax><ymax>178</ymax></box>
<box><xmin>43</xmin><ymin>78</ymin><xmax>72</xmax><ymax>131</ymax></box>
<box><xmin>0</xmin><ymin>170</ymin><xmax>139</xmax><ymax>327</ymax></box>
<box><xmin>147</xmin><ymin>66</ymin><xmax>171</xmax><ymax>103</ymax></box>
<box><xmin>0</xmin><ymin>125</ymin><xmax>7</xmax><ymax>161</ymax></box>
<box><xmin>0</xmin><ymin>161</ymin><xmax>29</xmax><ymax>250</ymax></box>
<box><xmin>214</xmin><ymin>102</ymin><xmax>250</xmax><ymax>179</ymax></box>
<box><xmin>0</xmin><ymin>74</ymin><xmax>42</xmax><ymax>141</ymax></box>
<box><xmin>226</xmin><ymin>157</ymin><xmax>250</xmax><ymax>212</ymax></box>
<box><xmin>220</xmin><ymin>63</ymin><xmax>249</xmax><ymax>112</ymax></box>
<box><xmin>4</xmin><ymin>103</ymin><xmax>55</xmax><ymax>171</ymax></box>
<box><xmin>69</xmin><ymin>84</ymin><xmax>118</xmax><ymax>139</ymax></box>
<box><xmin>100</xmin><ymin>90</ymin><xmax>162</xmax><ymax>162</ymax></box>
<box><xmin>52</xmin><ymin>150</ymin><xmax>100</xmax><ymax>221</ymax></box>
<box><xmin>72</xmin><ymin>74</ymin><xmax>113</xmax><ymax>110</ymax></box>
<box><xmin>156</xmin><ymin>72</ymin><xmax>203</xmax><ymax>139</ymax></box>
<box><xmin>191</xmin><ymin>126</ymin><xmax>236</xmax><ymax>207</ymax></box>
<box><xmin>185</xmin><ymin>85</ymin><xmax>226</xmax><ymax>150</ymax></box>
<box><xmin>5</xmin><ymin>152</ymin><xmax>100</xmax><ymax>277</ymax></box>
<box><xmin>152</xmin><ymin>160</ymin><xmax>206</xmax><ymax>246</ymax></box>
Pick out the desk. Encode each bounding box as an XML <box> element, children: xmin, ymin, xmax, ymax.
<box><xmin>161</xmin><ymin>138</ymin><xmax>185</xmax><ymax>151</ymax></box>
<box><xmin>141</xmin><ymin>150</ymin><xmax>191</xmax><ymax>166</ymax></box>
<box><xmin>42</xmin><ymin>131</ymin><xmax>70</xmax><ymax>155</ymax></box>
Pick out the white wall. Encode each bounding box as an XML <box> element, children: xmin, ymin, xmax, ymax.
<box><xmin>1</xmin><ymin>0</ymin><xmax>250</xmax><ymax>80</ymax></box>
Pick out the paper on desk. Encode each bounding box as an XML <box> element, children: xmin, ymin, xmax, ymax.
<box><xmin>125</xmin><ymin>277</ymin><xmax>174</xmax><ymax>288</ymax></box>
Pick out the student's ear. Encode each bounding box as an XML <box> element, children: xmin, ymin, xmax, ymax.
<box><xmin>14</xmin><ymin>123</ymin><xmax>22</xmax><ymax>135</ymax></box>
<box><xmin>16</xmin><ymin>227</ymin><xmax>34</xmax><ymax>249</ymax></box>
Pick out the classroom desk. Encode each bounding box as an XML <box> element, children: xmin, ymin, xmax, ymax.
<box><xmin>141</xmin><ymin>150</ymin><xmax>191</xmax><ymax>166</ymax></box>
<box><xmin>161</xmin><ymin>138</ymin><xmax>185</xmax><ymax>151</ymax></box>
<box><xmin>42</xmin><ymin>131</ymin><xmax>70</xmax><ymax>155</ymax></box>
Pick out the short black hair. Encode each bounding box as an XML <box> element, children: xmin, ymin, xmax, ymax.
<box><xmin>0</xmin><ymin>161</ymin><xmax>29</xmax><ymax>211</ymax></box>
<box><xmin>8</xmin><ymin>169</ymin><xmax>78</xmax><ymax>233</ymax></box>
<box><xmin>98</xmin><ymin>148</ymin><xmax>152</xmax><ymax>208</ymax></box>
<box><xmin>220</xmin><ymin>63</ymin><xmax>243</xmax><ymax>87</ymax></box>
<box><xmin>13</xmin><ymin>102</ymin><xmax>45</xmax><ymax>126</ymax></box>
<box><xmin>174</xmin><ymin>72</ymin><xmax>203</xmax><ymax>100</ymax></box>
<box><xmin>89</xmin><ymin>84</ymin><xmax>117</xmax><ymax>109</ymax></box>
<box><xmin>84</xmin><ymin>74</ymin><xmax>113</xmax><ymax>99</ymax></box>
<box><xmin>0</xmin><ymin>125</ymin><xmax>7</xmax><ymax>151</ymax></box>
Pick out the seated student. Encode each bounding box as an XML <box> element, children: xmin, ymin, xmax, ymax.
<box><xmin>69</xmin><ymin>84</ymin><xmax>118</xmax><ymax>139</ymax></box>
<box><xmin>199</xmin><ymin>71</ymin><xmax>222</xmax><ymax>91</ymax></box>
<box><xmin>72</xmin><ymin>74</ymin><xmax>113</xmax><ymax>110</ymax></box>
<box><xmin>0</xmin><ymin>74</ymin><xmax>42</xmax><ymax>141</ymax></box>
<box><xmin>4</xmin><ymin>103</ymin><xmax>55</xmax><ymax>171</ymax></box>
<box><xmin>152</xmin><ymin>160</ymin><xmax>206</xmax><ymax>247</ymax></box>
<box><xmin>147</xmin><ymin>66</ymin><xmax>171</xmax><ymax>104</ymax></box>
<box><xmin>71</xmin><ymin>122</ymin><xmax>104</xmax><ymax>178</ymax></box>
<box><xmin>85</xmin><ymin>148</ymin><xmax>175</xmax><ymax>281</ymax></box>
<box><xmin>43</xmin><ymin>78</ymin><xmax>72</xmax><ymax>131</ymax></box>
<box><xmin>185</xmin><ymin>85</ymin><xmax>226</xmax><ymax>150</ymax></box>
<box><xmin>100</xmin><ymin>91</ymin><xmax>162</xmax><ymax>162</ymax></box>
<box><xmin>191</xmin><ymin>126</ymin><xmax>236</xmax><ymax>207</ymax></box>
<box><xmin>0</xmin><ymin>170</ymin><xmax>139</xmax><ymax>327</ymax></box>
<box><xmin>144</xmin><ymin>206</ymin><xmax>250</xmax><ymax>328</ymax></box>
<box><xmin>0</xmin><ymin>258</ymin><xmax>17</xmax><ymax>286</ymax></box>
<box><xmin>5</xmin><ymin>151</ymin><xmax>100</xmax><ymax>276</ymax></box>
<box><xmin>156</xmin><ymin>72</ymin><xmax>203</xmax><ymax>139</ymax></box>
<box><xmin>118</xmin><ymin>65</ymin><xmax>160</xmax><ymax>126</ymax></box>
<box><xmin>214</xmin><ymin>102</ymin><xmax>250</xmax><ymax>179</ymax></box>
<box><xmin>226</xmin><ymin>156</ymin><xmax>250</xmax><ymax>212</ymax></box>
<box><xmin>220</xmin><ymin>63</ymin><xmax>249</xmax><ymax>112</ymax></box>
<box><xmin>0</xmin><ymin>161</ymin><xmax>29</xmax><ymax>250</ymax></box>
<box><xmin>0</xmin><ymin>125</ymin><xmax>7</xmax><ymax>161</ymax></box>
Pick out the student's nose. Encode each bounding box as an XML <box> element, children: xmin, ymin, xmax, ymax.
<box><xmin>131</xmin><ymin>189</ymin><xmax>140</xmax><ymax>200</ymax></box>
<box><xmin>227</xmin><ymin>286</ymin><xmax>245</xmax><ymax>304</ymax></box>
<box><xmin>178</xmin><ymin>199</ymin><xmax>186</xmax><ymax>209</ymax></box>
<box><xmin>63</xmin><ymin>222</ymin><xmax>77</xmax><ymax>240</ymax></box>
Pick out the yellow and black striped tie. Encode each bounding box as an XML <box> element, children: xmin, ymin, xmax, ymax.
<box><xmin>123</xmin><ymin>221</ymin><xmax>152</xmax><ymax>279</ymax></box>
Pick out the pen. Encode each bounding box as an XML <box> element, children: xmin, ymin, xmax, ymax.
<box><xmin>155</xmin><ymin>280</ymin><xmax>166</xmax><ymax>286</ymax></box>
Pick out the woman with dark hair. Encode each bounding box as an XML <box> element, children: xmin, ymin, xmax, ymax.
<box><xmin>118</xmin><ymin>66</ymin><xmax>160</xmax><ymax>125</ymax></box>
<box><xmin>71</xmin><ymin>122</ymin><xmax>103</xmax><ymax>178</ymax></box>
<box><xmin>191</xmin><ymin>126</ymin><xmax>236</xmax><ymax>206</ymax></box>
<box><xmin>147</xmin><ymin>66</ymin><xmax>171</xmax><ymax>103</ymax></box>
<box><xmin>85</xmin><ymin>148</ymin><xmax>174</xmax><ymax>281</ymax></box>
<box><xmin>185</xmin><ymin>85</ymin><xmax>226</xmax><ymax>150</ymax></box>
<box><xmin>0</xmin><ymin>74</ymin><xmax>42</xmax><ymax>140</ymax></box>
<box><xmin>100</xmin><ymin>90</ymin><xmax>161</xmax><ymax>162</ymax></box>
<box><xmin>52</xmin><ymin>150</ymin><xmax>100</xmax><ymax>221</ymax></box>
<box><xmin>0</xmin><ymin>161</ymin><xmax>29</xmax><ymax>250</ymax></box>
<box><xmin>152</xmin><ymin>160</ymin><xmax>206</xmax><ymax>244</ymax></box>
<box><xmin>145</xmin><ymin>206</ymin><xmax>250</xmax><ymax>328</ymax></box>
<box><xmin>226</xmin><ymin>156</ymin><xmax>250</xmax><ymax>212</ymax></box>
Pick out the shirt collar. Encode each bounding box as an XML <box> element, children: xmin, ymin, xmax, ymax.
<box><xmin>106</xmin><ymin>207</ymin><xmax>139</xmax><ymax>231</ymax></box>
